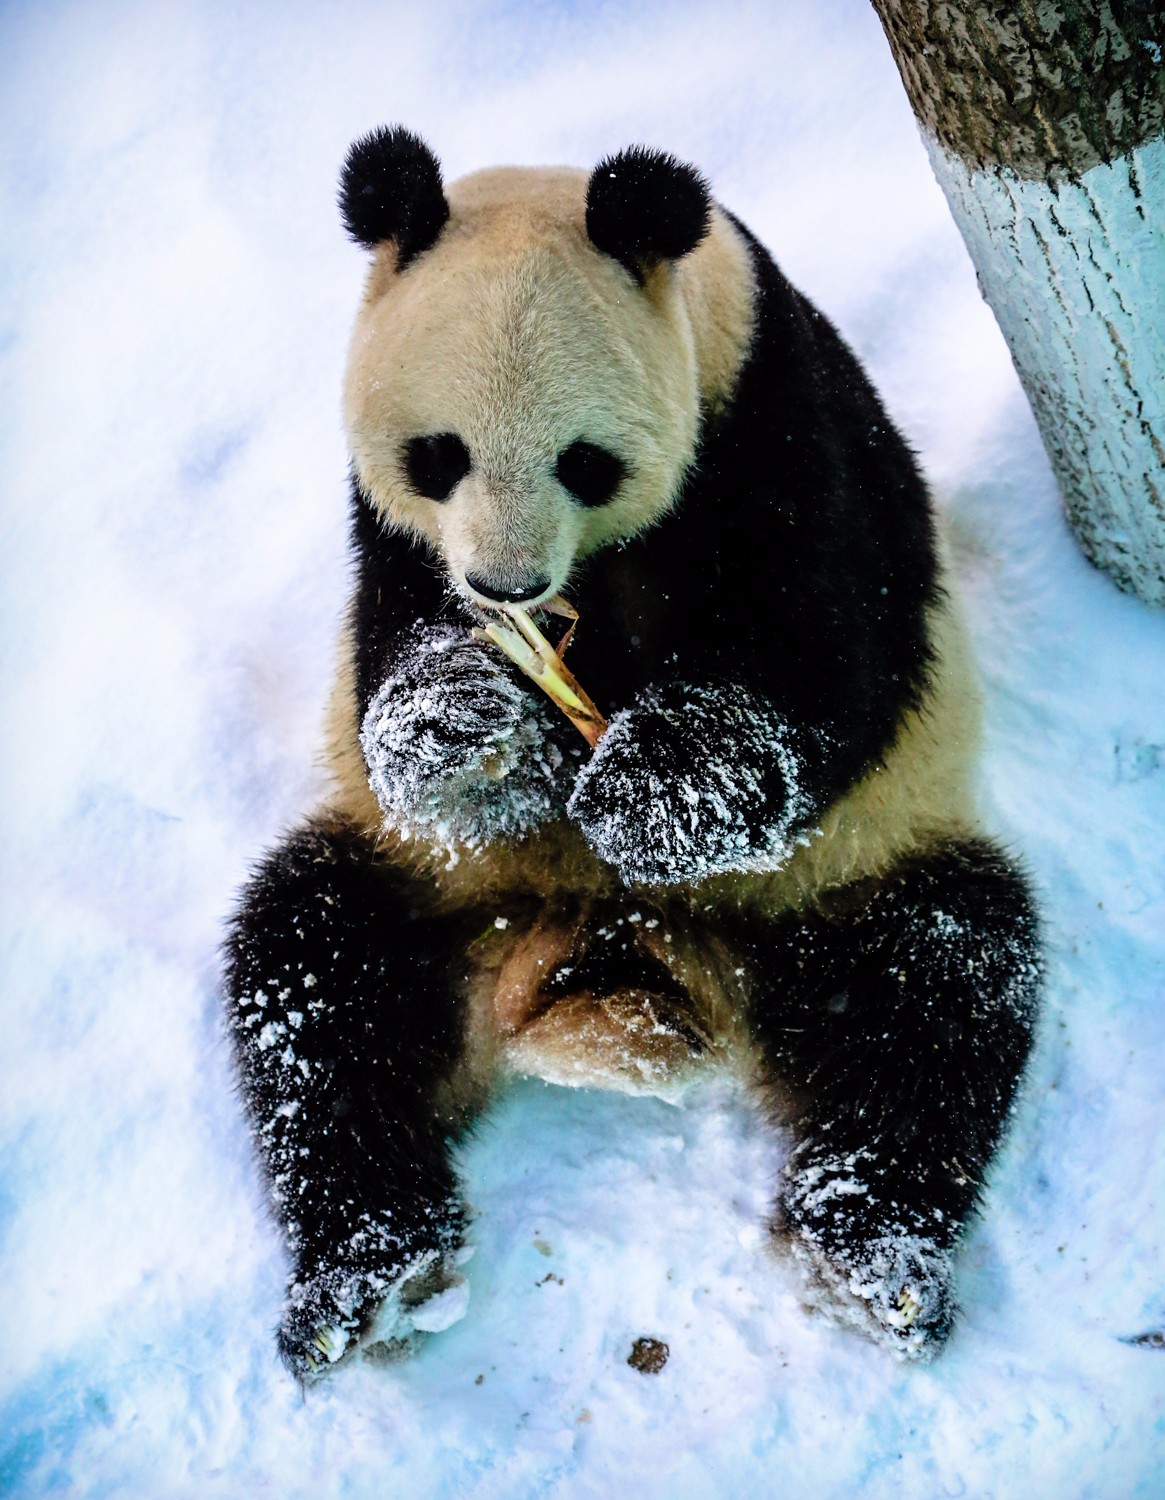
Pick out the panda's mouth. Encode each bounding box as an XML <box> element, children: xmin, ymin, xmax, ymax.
<box><xmin>463</xmin><ymin>572</ymin><xmax>552</xmax><ymax>606</ymax></box>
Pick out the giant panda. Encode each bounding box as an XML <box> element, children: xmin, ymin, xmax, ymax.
<box><xmin>225</xmin><ymin>127</ymin><xmax>1040</xmax><ymax>1379</ymax></box>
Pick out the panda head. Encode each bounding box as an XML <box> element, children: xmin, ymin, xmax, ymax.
<box><xmin>340</xmin><ymin>127</ymin><xmax>716</xmax><ymax>609</ymax></box>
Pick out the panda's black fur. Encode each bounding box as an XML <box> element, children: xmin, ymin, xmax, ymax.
<box><xmin>339</xmin><ymin>126</ymin><xmax>449</xmax><ymax>264</ymax></box>
<box><xmin>225</xmin><ymin>132</ymin><xmax>1040</xmax><ymax>1379</ymax></box>
<box><xmin>585</xmin><ymin>146</ymin><xmax>712</xmax><ymax>277</ymax></box>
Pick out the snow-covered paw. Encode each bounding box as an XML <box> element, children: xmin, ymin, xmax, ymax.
<box><xmin>778</xmin><ymin>1145</ymin><xmax>956</xmax><ymax>1360</ymax></box>
<box><xmin>360</xmin><ymin>629</ymin><xmax>569</xmax><ymax>847</ymax></box>
<box><xmin>277</xmin><ymin>1251</ymin><xmax>470</xmax><ymax>1382</ymax></box>
<box><xmin>567</xmin><ymin>682</ymin><xmax>808</xmax><ymax>886</ymax></box>
<box><xmin>786</xmin><ymin>1224</ymin><xmax>954</xmax><ymax>1360</ymax></box>
<box><xmin>277</xmin><ymin>1269</ymin><xmax>369</xmax><ymax>1381</ymax></box>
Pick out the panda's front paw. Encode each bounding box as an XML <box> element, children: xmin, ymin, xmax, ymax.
<box><xmin>278</xmin><ymin>1250</ymin><xmax>470</xmax><ymax>1383</ymax></box>
<box><xmin>567</xmin><ymin>682</ymin><xmax>809</xmax><ymax>886</ymax></box>
<box><xmin>360</xmin><ymin>629</ymin><xmax>570</xmax><ymax>847</ymax></box>
<box><xmin>777</xmin><ymin>1142</ymin><xmax>956</xmax><ymax>1361</ymax></box>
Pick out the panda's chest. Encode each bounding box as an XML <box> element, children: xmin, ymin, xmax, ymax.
<box><xmin>567</xmin><ymin>534</ymin><xmax>732</xmax><ymax>713</ymax></box>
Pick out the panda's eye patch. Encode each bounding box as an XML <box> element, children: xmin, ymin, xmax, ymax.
<box><xmin>404</xmin><ymin>433</ymin><xmax>471</xmax><ymax>501</ymax></box>
<box><xmin>555</xmin><ymin>441</ymin><xmax>626</xmax><ymax>508</ymax></box>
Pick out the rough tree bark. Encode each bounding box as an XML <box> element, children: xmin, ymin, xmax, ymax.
<box><xmin>871</xmin><ymin>1</ymin><xmax>1165</xmax><ymax>606</ymax></box>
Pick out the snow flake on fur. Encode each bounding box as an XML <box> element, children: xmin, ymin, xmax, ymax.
<box><xmin>567</xmin><ymin>680</ymin><xmax>813</xmax><ymax>886</ymax></box>
<box><xmin>360</xmin><ymin>626</ymin><xmax>569</xmax><ymax>850</ymax></box>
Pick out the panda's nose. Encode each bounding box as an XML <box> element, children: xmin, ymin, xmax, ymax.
<box><xmin>465</xmin><ymin>572</ymin><xmax>552</xmax><ymax>604</ymax></box>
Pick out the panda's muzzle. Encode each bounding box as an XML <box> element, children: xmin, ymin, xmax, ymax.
<box><xmin>464</xmin><ymin>571</ymin><xmax>552</xmax><ymax>605</ymax></box>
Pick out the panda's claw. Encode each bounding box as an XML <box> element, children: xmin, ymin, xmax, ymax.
<box><xmin>278</xmin><ymin>1308</ymin><xmax>359</xmax><ymax>1383</ymax></box>
<box><xmin>895</xmin><ymin>1286</ymin><xmax>922</xmax><ymax>1328</ymax></box>
<box><xmin>311</xmin><ymin>1323</ymin><xmax>350</xmax><ymax>1361</ymax></box>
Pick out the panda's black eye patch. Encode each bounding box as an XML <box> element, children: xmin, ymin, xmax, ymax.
<box><xmin>555</xmin><ymin>441</ymin><xmax>626</xmax><ymax>508</ymax></box>
<box><xmin>403</xmin><ymin>433</ymin><xmax>471</xmax><ymax>501</ymax></box>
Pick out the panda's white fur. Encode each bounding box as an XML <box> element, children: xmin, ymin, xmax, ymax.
<box><xmin>344</xmin><ymin>168</ymin><xmax>755</xmax><ymax>609</ymax></box>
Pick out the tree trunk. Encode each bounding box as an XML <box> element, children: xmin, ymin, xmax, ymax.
<box><xmin>871</xmin><ymin>1</ymin><xmax>1165</xmax><ymax>606</ymax></box>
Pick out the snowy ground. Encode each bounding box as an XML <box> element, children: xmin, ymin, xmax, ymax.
<box><xmin>2</xmin><ymin>1</ymin><xmax>1164</xmax><ymax>1495</ymax></box>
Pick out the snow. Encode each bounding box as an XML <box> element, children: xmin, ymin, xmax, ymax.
<box><xmin>407</xmin><ymin>1279</ymin><xmax>473</xmax><ymax>1336</ymax></box>
<box><xmin>2</xmin><ymin>1</ymin><xmax>1164</xmax><ymax>1496</ymax></box>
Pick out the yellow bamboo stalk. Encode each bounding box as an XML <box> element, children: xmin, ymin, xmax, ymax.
<box><xmin>474</xmin><ymin>597</ymin><xmax>608</xmax><ymax>748</ymax></box>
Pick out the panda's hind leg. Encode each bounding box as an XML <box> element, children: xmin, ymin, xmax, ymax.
<box><xmin>742</xmin><ymin>838</ymin><xmax>1040</xmax><ymax>1359</ymax></box>
<box><xmin>224</xmin><ymin>818</ymin><xmax>486</xmax><ymax>1379</ymax></box>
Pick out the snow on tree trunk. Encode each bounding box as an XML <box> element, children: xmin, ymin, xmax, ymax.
<box><xmin>871</xmin><ymin>1</ymin><xmax>1165</xmax><ymax>606</ymax></box>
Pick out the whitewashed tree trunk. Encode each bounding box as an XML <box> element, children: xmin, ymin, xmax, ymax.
<box><xmin>872</xmin><ymin>1</ymin><xmax>1165</xmax><ymax>606</ymax></box>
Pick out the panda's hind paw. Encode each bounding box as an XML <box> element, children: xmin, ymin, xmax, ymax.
<box><xmin>776</xmin><ymin>1145</ymin><xmax>957</xmax><ymax>1360</ymax></box>
<box><xmin>277</xmin><ymin>1299</ymin><xmax>361</xmax><ymax>1384</ymax></box>
<box><xmin>784</xmin><ymin>1221</ymin><xmax>956</xmax><ymax>1361</ymax></box>
<box><xmin>277</xmin><ymin>1250</ymin><xmax>470</xmax><ymax>1383</ymax></box>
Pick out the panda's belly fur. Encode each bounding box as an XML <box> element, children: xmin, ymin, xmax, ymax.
<box><xmin>324</xmin><ymin>588</ymin><xmax>979</xmax><ymax>1099</ymax></box>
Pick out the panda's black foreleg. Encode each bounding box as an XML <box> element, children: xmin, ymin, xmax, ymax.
<box><xmin>224</xmin><ymin>819</ymin><xmax>481</xmax><ymax>1379</ymax></box>
<box><xmin>742</xmin><ymin>838</ymin><xmax>1040</xmax><ymax>1359</ymax></box>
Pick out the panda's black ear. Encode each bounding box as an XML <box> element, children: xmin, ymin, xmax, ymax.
<box><xmin>586</xmin><ymin>147</ymin><xmax>711</xmax><ymax>281</ymax></box>
<box><xmin>339</xmin><ymin>126</ymin><xmax>449</xmax><ymax>265</ymax></box>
